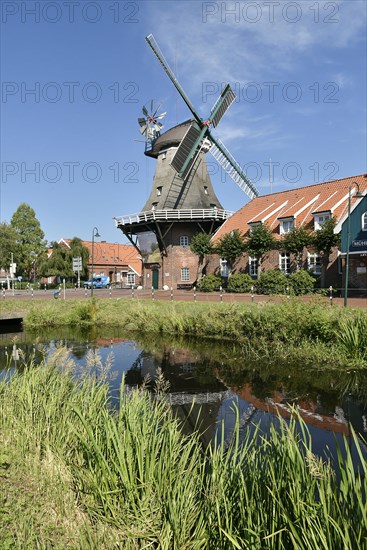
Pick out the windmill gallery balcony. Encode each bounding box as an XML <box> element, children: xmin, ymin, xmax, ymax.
<box><xmin>114</xmin><ymin>208</ymin><xmax>233</xmax><ymax>228</ymax></box>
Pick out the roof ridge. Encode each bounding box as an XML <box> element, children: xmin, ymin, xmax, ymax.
<box><xmin>257</xmin><ymin>173</ymin><xmax>367</xmax><ymax>198</ymax></box>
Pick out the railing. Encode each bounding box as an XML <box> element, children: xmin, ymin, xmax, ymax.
<box><xmin>114</xmin><ymin>208</ymin><xmax>233</xmax><ymax>226</ymax></box>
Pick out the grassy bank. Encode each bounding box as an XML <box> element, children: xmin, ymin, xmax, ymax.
<box><xmin>1</xmin><ymin>354</ymin><xmax>366</xmax><ymax>549</ymax></box>
<box><xmin>3</xmin><ymin>298</ymin><xmax>367</xmax><ymax>368</ymax></box>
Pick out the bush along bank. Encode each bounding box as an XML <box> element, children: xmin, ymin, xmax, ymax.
<box><xmin>0</xmin><ymin>356</ymin><xmax>366</xmax><ymax>549</ymax></box>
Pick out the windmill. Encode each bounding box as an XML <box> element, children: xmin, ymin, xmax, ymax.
<box><xmin>145</xmin><ymin>34</ymin><xmax>259</xmax><ymax>199</ymax></box>
<box><xmin>114</xmin><ymin>34</ymin><xmax>259</xmax><ymax>290</ymax></box>
<box><xmin>138</xmin><ymin>100</ymin><xmax>166</xmax><ymax>142</ymax></box>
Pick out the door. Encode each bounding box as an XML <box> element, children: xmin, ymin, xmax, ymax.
<box><xmin>152</xmin><ymin>269</ymin><xmax>159</xmax><ymax>289</ymax></box>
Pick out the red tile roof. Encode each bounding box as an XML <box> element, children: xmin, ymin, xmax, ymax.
<box><xmin>213</xmin><ymin>174</ymin><xmax>367</xmax><ymax>242</ymax></box>
<box><xmin>60</xmin><ymin>239</ymin><xmax>142</xmax><ymax>275</ymax></box>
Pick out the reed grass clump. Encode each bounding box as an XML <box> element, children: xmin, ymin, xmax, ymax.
<box><xmin>1</xmin><ymin>351</ymin><xmax>366</xmax><ymax>548</ymax></box>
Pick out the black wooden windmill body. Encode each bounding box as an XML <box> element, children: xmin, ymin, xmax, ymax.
<box><xmin>115</xmin><ymin>35</ymin><xmax>259</xmax><ymax>288</ymax></box>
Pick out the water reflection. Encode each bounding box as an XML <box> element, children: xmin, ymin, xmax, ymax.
<box><xmin>1</xmin><ymin>328</ymin><xmax>366</xmax><ymax>457</ymax></box>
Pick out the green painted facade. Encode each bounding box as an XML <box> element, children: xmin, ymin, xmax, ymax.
<box><xmin>341</xmin><ymin>195</ymin><xmax>367</xmax><ymax>253</ymax></box>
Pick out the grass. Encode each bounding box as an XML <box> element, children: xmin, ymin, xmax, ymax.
<box><xmin>2</xmin><ymin>297</ymin><xmax>367</xmax><ymax>368</ymax></box>
<box><xmin>0</xmin><ymin>350</ymin><xmax>366</xmax><ymax>549</ymax></box>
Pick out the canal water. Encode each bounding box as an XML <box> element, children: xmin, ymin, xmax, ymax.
<box><xmin>1</xmin><ymin>326</ymin><xmax>366</xmax><ymax>461</ymax></box>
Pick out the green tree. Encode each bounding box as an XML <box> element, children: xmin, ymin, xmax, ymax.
<box><xmin>0</xmin><ymin>222</ymin><xmax>17</xmax><ymax>269</ymax></box>
<box><xmin>214</xmin><ymin>230</ymin><xmax>247</xmax><ymax>275</ymax></box>
<box><xmin>10</xmin><ymin>203</ymin><xmax>47</xmax><ymax>280</ymax></box>
<box><xmin>312</xmin><ymin>217</ymin><xmax>341</xmax><ymax>288</ymax></box>
<box><xmin>38</xmin><ymin>241</ymin><xmax>73</xmax><ymax>279</ymax></box>
<box><xmin>190</xmin><ymin>233</ymin><xmax>213</xmax><ymax>283</ymax></box>
<box><xmin>281</xmin><ymin>226</ymin><xmax>313</xmax><ymax>271</ymax></box>
<box><xmin>68</xmin><ymin>237</ymin><xmax>90</xmax><ymax>279</ymax></box>
<box><xmin>245</xmin><ymin>224</ymin><xmax>277</xmax><ymax>276</ymax></box>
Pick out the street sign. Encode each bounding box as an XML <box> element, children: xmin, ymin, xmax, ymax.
<box><xmin>72</xmin><ymin>256</ymin><xmax>82</xmax><ymax>271</ymax></box>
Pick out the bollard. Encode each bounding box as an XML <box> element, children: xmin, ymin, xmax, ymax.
<box><xmin>44</xmin><ymin>284</ymin><xmax>47</xmax><ymax>292</ymax></box>
<box><xmin>85</xmin><ymin>287</ymin><xmax>88</xmax><ymax>297</ymax></box>
<box><xmin>2</xmin><ymin>288</ymin><xmax>5</xmax><ymax>299</ymax></box>
<box><xmin>251</xmin><ymin>285</ymin><xmax>254</xmax><ymax>303</ymax></box>
<box><xmin>31</xmin><ymin>287</ymin><xmax>34</xmax><ymax>298</ymax></box>
<box><xmin>109</xmin><ymin>286</ymin><xmax>112</xmax><ymax>298</ymax></box>
<box><xmin>132</xmin><ymin>286</ymin><xmax>135</xmax><ymax>299</ymax></box>
<box><xmin>329</xmin><ymin>285</ymin><xmax>333</xmax><ymax>305</ymax></box>
<box><xmin>193</xmin><ymin>286</ymin><xmax>196</xmax><ymax>302</ymax></box>
<box><xmin>286</xmin><ymin>286</ymin><xmax>290</xmax><ymax>299</ymax></box>
<box><xmin>220</xmin><ymin>286</ymin><xmax>223</xmax><ymax>303</ymax></box>
<box><xmin>75</xmin><ymin>284</ymin><xmax>77</xmax><ymax>292</ymax></box>
<box><xmin>170</xmin><ymin>287</ymin><xmax>173</xmax><ymax>301</ymax></box>
<box><xmin>152</xmin><ymin>286</ymin><xmax>155</xmax><ymax>301</ymax></box>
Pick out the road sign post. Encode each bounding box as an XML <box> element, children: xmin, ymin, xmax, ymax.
<box><xmin>72</xmin><ymin>256</ymin><xmax>82</xmax><ymax>288</ymax></box>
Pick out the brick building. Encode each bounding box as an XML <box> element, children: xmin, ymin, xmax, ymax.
<box><xmin>208</xmin><ymin>174</ymin><xmax>367</xmax><ymax>290</ymax></box>
<box><xmin>51</xmin><ymin>239</ymin><xmax>142</xmax><ymax>286</ymax></box>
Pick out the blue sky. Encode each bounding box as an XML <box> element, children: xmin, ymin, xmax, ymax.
<box><xmin>1</xmin><ymin>0</ymin><xmax>366</xmax><ymax>244</ymax></box>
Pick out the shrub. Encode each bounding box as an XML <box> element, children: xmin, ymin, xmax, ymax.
<box><xmin>227</xmin><ymin>273</ymin><xmax>254</xmax><ymax>293</ymax></box>
<box><xmin>255</xmin><ymin>269</ymin><xmax>288</xmax><ymax>295</ymax></box>
<box><xmin>197</xmin><ymin>275</ymin><xmax>222</xmax><ymax>292</ymax></box>
<box><xmin>288</xmin><ymin>270</ymin><xmax>316</xmax><ymax>295</ymax></box>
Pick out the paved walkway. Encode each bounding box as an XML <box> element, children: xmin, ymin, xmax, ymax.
<box><xmin>1</xmin><ymin>288</ymin><xmax>366</xmax><ymax>309</ymax></box>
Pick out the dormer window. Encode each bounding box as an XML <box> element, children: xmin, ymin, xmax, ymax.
<box><xmin>362</xmin><ymin>212</ymin><xmax>367</xmax><ymax>231</ymax></box>
<box><xmin>248</xmin><ymin>222</ymin><xmax>261</xmax><ymax>233</ymax></box>
<box><xmin>157</xmin><ymin>187</ymin><xmax>162</xmax><ymax>196</ymax></box>
<box><xmin>279</xmin><ymin>218</ymin><xmax>294</xmax><ymax>235</ymax></box>
<box><xmin>314</xmin><ymin>212</ymin><xmax>330</xmax><ymax>230</ymax></box>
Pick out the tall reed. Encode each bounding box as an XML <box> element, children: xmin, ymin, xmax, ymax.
<box><xmin>1</xmin><ymin>352</ymin><xmax>366</xmax><ymax>548</ymax></box>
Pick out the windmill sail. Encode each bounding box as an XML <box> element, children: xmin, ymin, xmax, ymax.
<box><xmin>209</xmin><ymin>136</ymin><xmax>258</xmax><ymax>199</ymax></box>
<box><xmin>170</xmin><ymin>122</ymin><xmax>202</xmax><ymax>179</ymax></box>
<box><xmin>145</xmin><ymin>34</ymin><xmax>202</xmax><ymax>122</ymax></box>
<box><xmin>145</xmin><ymin>33</ymin><xmax>259</xmax><ymax>199</ymax></box>
<box><xmin>210</xmin><ymin>84</ymin><xmax>236</xmax><ymax>128</ymax></box>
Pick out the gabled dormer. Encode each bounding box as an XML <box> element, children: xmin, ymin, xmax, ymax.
<box><xmin>278</xmin><ymin>216</ymin><xmax>294</xmax><ymax>235</ymax></box>
<box><xmin>313</xmin><ymin>211</ymin><xmax>331</xmax><ymax>230</ymax></box>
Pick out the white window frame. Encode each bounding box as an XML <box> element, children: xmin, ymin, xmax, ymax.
<box><xmin>314</xmin><ymin>213</ymin><xmax>331</xmax><ymax>230</ymax></box>
<box><xmin>308</xmin><ymin>253</ymin><xmax>321</xmax><ymax>275</ymax></box>
<box><xmin>279</xmin><ymin>252</ymin><xmax>290</xmax><ymax>275</ymax></box>
<box><xmin>279</xmin><ymin>218</ymin><xmax>294</xmax><ymax>235</ymax></box>
<box><xmin>181</xmin><ymin>267</ymin><xmax>190</xmax><ymax>281</ymax></box>
<box><xmin>362</xmin><ymin>211</ymin><xmax>367</xmax><ymax>231</ymax></box>
<box><xmin>127</xmin><ymin>272</ymin><xmax>135</xmax><ymax>285</ymax></box>
<box><xmin>249</xmin><ymin>256</ymin><xmax>258</xmax><ymax>277</ymax></box>
<box><xmin>180</xmin><ymin>235</ymin><xmax>189</xmax><ymax>247</ymax></box>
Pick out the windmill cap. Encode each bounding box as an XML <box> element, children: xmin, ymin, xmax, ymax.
<box><xmin>145</xmin><ymin>119</ymin><xmax>194</xmax><ymax>158</ymax></box>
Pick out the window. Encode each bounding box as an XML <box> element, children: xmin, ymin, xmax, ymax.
<box><xmin>279</xmin><ymin>252</ymin><xmax>290</xmax><ymax>275</ymax></box>
<box><xmin>249</xmin><ymin>256</ymin><xmax>258</xmax><ymax>277</ymax></box>
<box><xmin>279</xmin><ymin>218</ymin><xmax>294</xmax><ymax>235</ymax></box>
<box><xmin>127</xmin><ymin>272</ymin><xmax>135</xmax><ymax>285</ymax></box>
<box><xmin>180</xmin><ymin>235</ymin><xmax>189</xmax><ymax>247</ymax></box>
<box><xmin>152</xmin><ymin>202</ymin><xmax>158</xmax><ymax>211</ymax></box>
<box><xmin>314</xmin><ymin>213</ymin><xmax>330</xmax><ymax>230</ymax></box>
<box><xmin>157</xmin><ymin>186</ymin><xmax>162</xmax><ymax>196</ymax></box>
<box><xmin>362</xmin><ymin>212</ymin><xmax>367</xmax><ymax>231</ymax></box>
<box><xmin>204</xmin><ymin>186</ymin><xmax>208</xmax><ymax>195</ymax></box>
<box><xmin>308</xmin><ymin>253</ymin><xmax>321</xmax><ymax>275</ymax></box>
<box><xmin>181</xmin><ymin>267</ymin><xmax>190</xmax><ymax>281</ymax></box>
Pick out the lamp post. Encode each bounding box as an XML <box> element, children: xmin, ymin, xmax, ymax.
<box><xmin>91</xmin><ymin>227</ymin><xmax>100</xmax><ymax>297</ymax></box>
<box><xmin>344</xmin><ymin>183</ymin><xmax>363</xmax><ymax>307</ymax></box>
